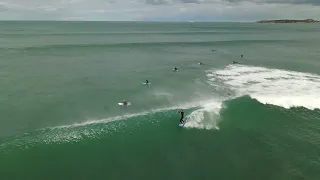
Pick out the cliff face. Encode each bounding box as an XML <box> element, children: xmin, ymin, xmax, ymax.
<box><xmin>256</xmin><ymin>19</ymin><xmax>320</xmax><ymax>24</ymax></box>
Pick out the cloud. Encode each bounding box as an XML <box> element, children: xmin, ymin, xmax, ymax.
<box><xmin>146</xmin><ymin>0</ymin><xmax>320</xmax><ymax>5</ymax></box>
<box><xmin>0</xmin><ymin>0</ymin><xmax>319</xmax><ymax>21</ymax></box>
<box><xmin>224</xmin><ymin>0</ymin><xmax>320</xmax><ymax>6</ymax></box>
<box><xmin>145</xmin><ymin>0</ymin><xmax>202</xmax><ymax>5</ymax></box>
<box><xmin>0</xmin><ymin>2</ymin><xmax>25</xmax><ymax>11</ymax></box>
<box><xmin>146</xmin><ymin>0</ymin><xmax>173</xmax><ymax>5</ymax></box>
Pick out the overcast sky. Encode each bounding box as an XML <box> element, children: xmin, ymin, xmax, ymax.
<box><xmin>0</xmin><ymin>0</ymin><xmax>320</xmax><ymax>21</ymax></box>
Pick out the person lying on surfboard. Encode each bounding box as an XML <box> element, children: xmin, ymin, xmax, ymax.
<box><xmin>122</xmin><ymin>100</ymin><xmax>128</xmax><ymax>106</ymax></box>
<box><xmin>178</xmin><ymin>109</ymin><xmax>184</xmax><ymax>124</ymax></box>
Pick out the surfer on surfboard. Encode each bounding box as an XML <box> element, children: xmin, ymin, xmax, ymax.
<box><xmin>146</xmin><ymin>80</ymin><xmax>149</xmax><ymax>84</ymax></box>
<box><xmin>122</xmin><ymin>100</ymin><xmax>128</xmax><ymax>106</ymax></box>
<box><xmin>178</xmin><ymin>109</ymin><xmax>184</xmax><ymax>124</ymax></box>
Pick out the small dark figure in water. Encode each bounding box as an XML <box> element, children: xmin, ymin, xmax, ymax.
<box><xmin>199</xmin><ymin>62</ymin><xmax>203</xmax><ymax>65</ymax></box>
<box><xmin>178</xmin><ymin>109</ymin><xmax>184</xmax><ymax>124</ymax></box>
<box><xmin>123</xmin><ymin>100</ymin><xmax>128</xmax><ymax>106</ymax></box>
<box><xmin>174</xmin><ymin>67</ymin><xmax>178</xmax><ymax>71</ymax></box>
<box><xmin>146</xmin><ymin>80</ymin><xmax>149</xmax><ymax>84</ymax></box>
<box><xmin>241</xmin><ymin>54</ymin><xmax>244</xmax><ymax>58</ymax></box>
<box><xmin>232</xmin><ymin>61</ymin><xmax>239</xmax><ymax>64</ymax></box>
<box><xmin>212</xmin><ymin>49</ymin><xmax>215</xmax><ymax>52</ymax></box>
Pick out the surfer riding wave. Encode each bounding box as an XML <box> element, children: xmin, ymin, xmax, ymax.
<box><xmin>178</xmin><ymin>109</ymin><xmax>184</xmax><ymax>124</ymax></box>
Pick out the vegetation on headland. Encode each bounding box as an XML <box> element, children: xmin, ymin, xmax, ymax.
<box><xmin>255</xmin><ymin>19</ymin><xmax>320</xmax><ymax>24</ymax></box>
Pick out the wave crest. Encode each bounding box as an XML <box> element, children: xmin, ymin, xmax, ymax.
<box><xmin>207</xmin><ymin>65</ymin><xmax>320</xmax><ymax>110</ymax></box>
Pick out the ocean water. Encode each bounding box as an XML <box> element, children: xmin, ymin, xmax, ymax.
<box><xmin>1</xmin><ymin>21</ymin><xmax>320</xmax><ymax>180</ymax></box>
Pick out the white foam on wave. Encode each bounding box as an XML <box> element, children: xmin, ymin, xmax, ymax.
<box><xmin>53</xmin><ymin>98</ymin><xmax>220</xmax><ymax>129</ymax></box>
<box><xmin>207</xmin><ymin>64</ymin><xmax>320</xmax><ymax>110</ymax></box>
<box><xmin>0</xmin><ymin>99</ymin><xmax>224</xmax><ymax>151</ymax></box>
<box><xmin>184</xmin><ymin>101</ymin><xmax>222</xmax><ymax>130</ymax></box>
<box><xmin>55</xmin><ymin>64</ymin><xmax>320</xmax><ymax>132</ymax></box>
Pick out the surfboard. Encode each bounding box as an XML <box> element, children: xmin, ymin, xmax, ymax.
<box><xmin>118</xmin><ymin>102</ymin><xmax>131</xmax><ymax>106</ymax></box>
<box><xmin>178</xmin><ymin>119</ymin><xmax>186</xmax><ymax>128</ymax></box>
<box><xmin>141</xmin><ymin>82</ymin><xmax>151</xmax><ymax>85</ymax></box>
<box><xmin>178</xmin><ymin>123</ymin><xmax>185</xmax><ymax>128</ymax></box>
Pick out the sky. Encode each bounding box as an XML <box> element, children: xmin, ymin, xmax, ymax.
<box><xmin>0</xmin><ymin>0</ymin><xmax>320</xmax><ymax>21</ymax></box>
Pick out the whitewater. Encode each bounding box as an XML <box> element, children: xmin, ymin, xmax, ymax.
<box><xmin>2</xmin><ymin>64</ymin><xmax>319</xmax><ymax>152</ymax></box>
<box><xmin>57</xmin><ymin>64</ymin><xmax>320</xmax><ymax>131</ymax></box>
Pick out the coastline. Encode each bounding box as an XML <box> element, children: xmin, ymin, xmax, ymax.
<box><xmin>255</xmin><ymin>19</ymin><xmax>320</xmax><ymax>24</ymax></box>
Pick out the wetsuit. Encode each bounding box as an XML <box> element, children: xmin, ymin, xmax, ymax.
<box><xmin>179</xmin><ymin>110</ymin><xmax>184</xmax><ymax>123</ymax></box>
<box><xmin>146</xmin><ymin>80</ymin><xmax>149</xmax><ymax>84</ymax></box>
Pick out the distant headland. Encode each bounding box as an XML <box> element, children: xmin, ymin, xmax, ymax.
<box><xmin>255</xmin><ymin>19</ymin><xmax>320</xmax><ymax>24</ymax></box>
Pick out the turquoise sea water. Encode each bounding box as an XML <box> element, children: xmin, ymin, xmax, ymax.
<box><xmin>1</xmin><ymin>21</ymin><xmax>320</xmax><ymax>180</ymax></box>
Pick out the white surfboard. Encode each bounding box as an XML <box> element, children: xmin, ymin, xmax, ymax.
<box><xmin>178</xmin><ymin>119</ymin><xmax>186</xmax><ymax>128</ymax></box>
<box><xmin>118</xmin><ymin>102</ymin><xmax>131</xmax><ymax>106</ymax></box>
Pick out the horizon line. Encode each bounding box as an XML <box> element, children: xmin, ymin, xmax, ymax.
<box><xmin>0</xmin><ymin>20</ymin><xmax>254</xmax><ymax>23</ymax></box>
